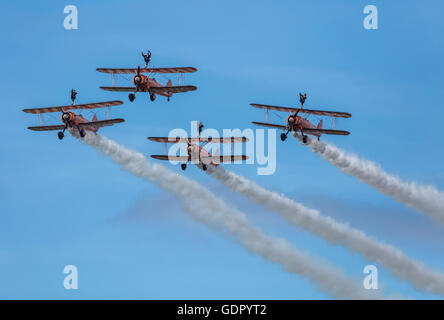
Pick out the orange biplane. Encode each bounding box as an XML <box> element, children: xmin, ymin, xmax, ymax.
<box><xmin>148</xmin><ymin>122</ymin><xmax>248</xmax><ymax>171</ymax></box>
<box><xmin>22</xmin><ymin>89</ymin><xmax>125</xmax><ymax>140</ymax></box>
<box><xmin>97</xmin><ymin>53</ymin><xmax>197</xmax><ymax>103</ymax></box>
<box><xmin>251</xmin><ymin>93</ymin><xmax>351</xmax><ymax>143</ymax></box>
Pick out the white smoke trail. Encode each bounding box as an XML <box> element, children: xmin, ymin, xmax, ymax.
<box><xmin>77</xmin><ymin>132</ymin><xmax>378</xmax><ymax>299</ymax></box>
<box><xmin>207</xmin><ymin>165</ymin><xmax>444</xmax><ymax>296</ymax></box>
<box><xmin>294</xmin><ymin>133</ymin><xmax>444</xmax><ymax>226</ymax></box>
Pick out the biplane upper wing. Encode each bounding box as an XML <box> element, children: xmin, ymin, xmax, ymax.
<box><xmin>252</xmin><ymin>121</ymin><xmax>287</xmax><ymax>130</ymax></box>
<box><xmin>250</xmin><ymin>103</ymin><xmax>351</xmax><ymax>118</ymax></box>
<box><xmin>78</xmin><ymin>118</ymin><xmax>125</xmax><ymax>129</ymax></box>
<box><xmin>148</xmin><ymin>137</ymin><xmax>248</xmax><ymax>143</ymax></box>
<box><xmin>96</xmin><ymin>67</ymin><xmax>197</xmax><ymax>74</ymax></box>
<box><xmin>302</xmin><ymin>128</ymin><xmax>350</xmax><ymax>136</ymax></box>
<box><xmin>150</xmin><ymin>86</ymin><xmax>197</xmax><ymax>94</ymax></box>
<box><xmin>201</xmin><ymin>137</ymin><xmax>249</xmax><ymax>143</ymax></box>
<box><xmin>299</xmin><ymin>109</ymin><xmax>351</xmax><ymax>118</ymax></box>
<box><xmin>22</xmin><ymin>101</ymin><xmax>123</xmax><ymax>114</ymax></box>
<box><xmin>150</xmin><ymin>155</ymin><xmax>189</xmax><ymax>161</ymax></box>
<box><xmin>28</xmin><ymin>125</ymin><xmax>66</xmax><ymax>131</ymax></box>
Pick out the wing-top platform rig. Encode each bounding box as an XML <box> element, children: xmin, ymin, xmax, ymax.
<box><xmin>97</xmin><ymin>51</ymin><xmax>197</xmax><ymax>103</ymax></box>
<box><xmin>22</xmin><ymin>89</ymin><xmax>125</xmax><ymax>140</ymax></box>
<box><xmin>251</xmin><ymin>93</ymin><xmax>351</xmax><ymax>144</ymax></box>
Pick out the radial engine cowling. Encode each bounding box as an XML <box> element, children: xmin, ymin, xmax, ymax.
<box><xmin>61</xmin><ymin>111</ymin><xmax>74</xmax><ymax>123</ymax></box>
<box><xmin>133</xmin><ymin>74</ymin><xmax>147</xmax><ymax>86</ymax></box>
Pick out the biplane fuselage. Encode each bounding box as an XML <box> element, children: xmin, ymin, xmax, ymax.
<box><xmin>250</xmin><ymin>102</ymin><xmax>351</xmax><ymax>143</ymax></box>
<box><xmin>148</xmin><ymin>129</ymin><xmax>248</xmax><ymax>171</ymax></box>
<box><xmin>187</xmin><ymin>143</ymin><xmax>221</xmax><ymax>167</ymax></box>
<box><xmin>286</xmin><ymin>114</ymin><xmax>322</xmax><ymax>137</ymax></box>
<box><xmin>133</xmin><ymin>75</ymin><xmax>172</xmax><ymax>98</ymax></box>
<box><xmin>62</xmin><ymin>112</ymin><xmax>100</xmax><ymax>133</ymax></box>
<box><xmin>23</xmin><ymin>99</ymin><xmax>125</xmax><ymax>140</ymax></box>
<box><xmin>97</xmin><ymin>66</ymin><xmax>197</xmax><ymax>103</ymax></box>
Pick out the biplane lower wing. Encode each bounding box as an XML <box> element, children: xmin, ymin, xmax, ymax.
<box><xmin>150</xmin><ymin>155</ymin><xmax>189</xmax><ymax>161</ymax></box>
<box><xmin>100</xmin><ymin>86</ymin><xmax>197</xmax><ymax>94</ymax></box>
<box><xmin>78</xmin><ymin>118</ymin><xmax>125</xmax><ymax>129</ymax></box>
<box><xmin>28</xmin><ymin>125</ymin><xmax>66</xmax><ymax>131</ymax></box>
<box><xmin>252</xmin><ymin>122</ymin><xmax>349</xmax><ymax>135</ymax></box>
<box><xmin>302</xmin><ymin>128</ymin><xmax>350</xmax><ymax>136</ymax></box>
<box><xmin>27</xmin><ymin>119</ymin><xmax>124</xmax><ymax>132</ymax></box>
<box><xmin>148</xmin><ymin>137</ymin><xmax>248</xmax><ymax>143</ymax></box>
<box><xmin>100</xmin><ymin>86</ymin><xmax>135</xmax><ymax>92</ymax></box>
<box><xmin>252</xmin><ymin>121</ymin><xmax>286</xmax><ymax>130</ymax></box>
<box><xmin>201</xmin><ymin>155</ymin><xmax>248</xmax><ymax>163</ymax></box>
<box><xmin>150</xmin><ymin>86</ymin><xmax>197</xmax><ymax>94</ymax></box>
<box><xmin>250</xmin><ymin>103</ymin><xmax>351</xmax><ymax>118</ymax></box>
<box><xmin>150</xmin><ymin>155</ymin><xmax>247</xmax><ymax>164</ymax></box>
<box><xmin>22</xmin><ymin>101</ymin><xmax>123</xmax><ymax>114</ymax></box>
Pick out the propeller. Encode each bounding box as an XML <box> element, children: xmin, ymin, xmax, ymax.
<box><xmin>187</xmin><ymin>141</ymin><xmax>192</xmax><ymax>162</ymax></box>
<box><xmin>133</xmin><ymin>65</ymin><xmax>142</xmax><ymax>90</ymax></box>
<box><xmin>59</xmin><ymin>106</ymin><xmax>73</xmax><ymax>128</ymax></box>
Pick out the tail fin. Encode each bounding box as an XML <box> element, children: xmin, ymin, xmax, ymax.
<box><xmin>166</xmin><ymin>79</ymin><xmax>172</xmax><ymax>87</ymax></box>
<box><xmin>92</xmin><ymin>114</ymin><xmax>98</xmax><ymax>122</ymax></box>
<box><xmin>317</xmin><ymin>119</ymin><xmax>323</xmax><ymax>129</ymax></box>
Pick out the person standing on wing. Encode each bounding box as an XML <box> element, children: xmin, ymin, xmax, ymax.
<box><xmin>299</xmin><ymin>92</ymin><xmax>307</xmax><ymax>107</ymax></box>
<box><xmin>142</xmin><ymin>50</ymin><xmax>151</xmax><ymax>68</ymax></box>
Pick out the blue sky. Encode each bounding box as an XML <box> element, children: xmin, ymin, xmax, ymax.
<box><xmin>1</xmin><ymin>0</ymin><xmax>444</xmax><ymax>299</ymax></box>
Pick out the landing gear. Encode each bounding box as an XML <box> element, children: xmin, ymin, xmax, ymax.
<box><xmin>77</xmin><ymin>126</ymin><xmax>86</xmax><ymax>138</ymax></box>
<box><xmin>202</xmin><ymin>164</ymin><xmax>208</xmax><ymax>171</ymax></box>
<box><xmin>280</xmin><ymin>132</ymin><xmax>287</xmax><ymax>141</ymax></box>
<box><xmin>167</xmin><ymin>97</ymin><xmax>170</xmax><ymax>102</ymax></box>
<box><xmin>150</xmin><ymin>93</ymin><xmax>156</xmax><ymax>101</ymax></box>
<box><xmin>128</xmin><ymin>93</ymin><xmax>135</xmax><ymax>102</ymax></box>
<box><xmin>58</xmin><ymin>124</ymin><xmax>68</xmax><ymax>140</ymax></box>
<box><xmin>181</xmin><ymin>163</ymin><xmax>187</xmax><ymax>171</ymax></box>
<box><xmin>302</xmin><ymin>134</ymin><xmax>308</xmax><ymax>144</ymax></box>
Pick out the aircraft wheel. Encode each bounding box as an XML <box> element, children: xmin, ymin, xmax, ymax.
<box><xmin>302</xmin><ymin>135</ymin><xmax>308</xmax><ymax>144</ymax></box>
<box><xmin>202</xmin><ymin>164</ymin><xmax>208</xmax><ymax>171</ymax></box>
<box><xmin>280</xmin><ymin>133</ymin><xmax>287</xmax><ymax>141</ymax></box>
<box><xmin>58</xmin><ymin>131</ymin><xmax>64</xmax><ymax>140</ymax></box>
<box><xmin>181</xmin><ymin>163</ymin><xmax>187</xmax><ymax>171</ymax></box>
<box><xmin>167</xmin><ymin>97</ymin><xmax>170</xmax><ymax>102</ymax></box>
<box><xmin>128</xmin><ymin>93</ymin><xmax>135</xmax><ymax>102</ymax></box>
<box><xmin>150</xmin><ymin>93</ymin><xmax>156</xmax><ymax>102</ymax></box>
<box><xmin>80</xmin><ymin>129</ymin><xmax>86</xmax><ymax>138</ymax></box>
